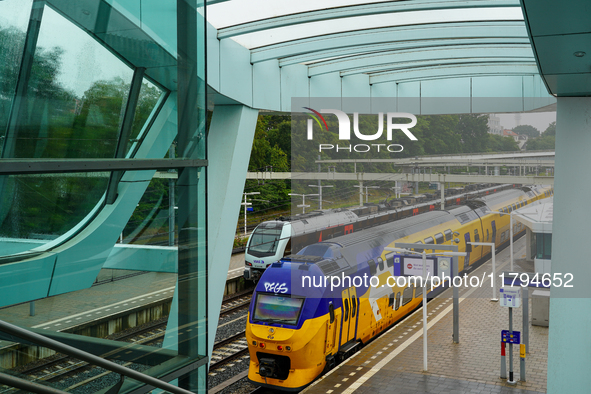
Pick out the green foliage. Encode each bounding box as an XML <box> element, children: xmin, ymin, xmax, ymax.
<box><xmin>513</xmin><ymin>124</ymin><xmax>540</xmax><ymax>138</ymax></box>
<box><xmin>526</xmin><ymin>121</ymin><xmax>556</xmax><ymax>150</ymax></box>
<box><xmin>543</xmin><ymin>121</ymin><xmax>556</xmax><ymax>137</ymax></box>
<box><xmin>487</xmin><ymin>134</ymin><xmax>520</xmax><ymax>151</ymax></box>
<box><xmin>527</xmin><ymin>135</ymin><xmax>555</xmax><ymax>150</ymax></box>
<box><xmin>0</xmin><ymin>25</ymin><xmax>163</xmax><ymax>238</ymax></box>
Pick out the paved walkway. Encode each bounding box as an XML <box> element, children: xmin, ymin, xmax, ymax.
<box><xmin>303</xmin><ymin>238</ymin><xmax>548</xmax><ymax>394</ymax></box>
<box><xmin>0</xmin><ymin>272</ymin><xmax>176</xmax><ymax>332</ymax></box>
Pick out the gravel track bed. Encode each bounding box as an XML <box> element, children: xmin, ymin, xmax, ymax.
<box><xmin>208</xmin><ymin>354</ymin><xmax>250</xmax><ymax>390</ymax></box>
<box><xmin>215</xmin><ymin>309</ymin><xmax>248</xmax><ymax>343</ymax></box>
<box><xmin>52</xmin><ymin>361</ymin><xmax>151</xmax><ymax>393</ymax></box>
<box><xmin>208</xmin><ymin>308</ymin><xmax>250</xmax><ymax>390</ymax></box>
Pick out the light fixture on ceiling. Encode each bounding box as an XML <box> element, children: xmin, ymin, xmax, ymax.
<box><xmin>574</xmin><ymin>51</ymin><xmax>586</xmax><ymax>57</ymax></box>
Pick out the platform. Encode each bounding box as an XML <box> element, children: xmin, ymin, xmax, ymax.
<box><xmin>228</xmin><ymin>252</ymin><xmax>246</xmax><ymax>280</ymax></box>
<box><xmin>0</xmin><ymin>272</ymin><xmax>176</xmax><ymax>334</ymax></box>
<box><xmin>303</xmin><ymin>238</ymin><xmax>548</xmax><ymax>394</ymax></box>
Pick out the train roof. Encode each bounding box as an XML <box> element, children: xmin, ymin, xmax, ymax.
<box><xmin>288</xmin><ymin>210</ymin><xmax>358</xmax><ymax>235</ymax></box>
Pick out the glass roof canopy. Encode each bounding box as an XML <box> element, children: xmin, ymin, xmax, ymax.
<box><xmin>206</xmin><ymin>0</ymin><xmax>553</xmax><ymax>112</ymax></box>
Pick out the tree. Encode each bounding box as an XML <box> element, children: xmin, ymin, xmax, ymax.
<box><xmin>525</xmin><ymin>122</ymin><xmax>556</xmax><ymax>150</ymax></box>
<box><xmin>457</xmin><ymin>114</ymin><xmax>489</xmax><ymax>153</ymax></box>
<box><xmin>543</xmin><ymin>121</ymin><xmax>556</xmax><ymax>136</ymax></box>
<box><xmin>487</xmin><ymin>134</ymin><xmax>519</xmax><ymax>152</ymax></box>
<box><xmin>513</xmin><ymin>124</ymin><xmax>540</xmax><ymax>138</ymax></box>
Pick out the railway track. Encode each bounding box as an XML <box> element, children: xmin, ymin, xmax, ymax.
<box><xmin>220</xmin><ymin>289</ymin><xmax>253</xmax><ymax>318</ymax></box>
<box><xmin>6</xmin><ymin>290</ymin><xmax>253</xmax><ymax>392</ymax></box>
<box><xmin>4</xmin><ymin>320</ymin><xmax>168</xmax><ymax>392</ymax></box>
<box><xmin>209</xmin><ymin>331</ymin><xmax>249</xmax><ymax>373</ymax></box>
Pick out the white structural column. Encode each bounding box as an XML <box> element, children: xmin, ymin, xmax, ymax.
<box><xmin>206</xmin><ymin>105</ymin><xmax>259</xmax><ymax>359</ymax></box>
<box><xmin>547</xmin><ymin>98</ymin><xmax>591</xmax><ymax>393</ymax></box>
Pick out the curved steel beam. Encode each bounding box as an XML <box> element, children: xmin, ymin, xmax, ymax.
<box><xmin>233</xmin><ymin>7</ymin><xmax>523</xmax><ymax>49</ymax></box>
<box><xmin>217</xmin><ymin>0</ymin><xmax>520</xmax><ymax>38</ymax></box>
<box><xmin>369</xmin><ymin>63</ymin><xmax>539</xmax><ymax>84</ymax></box>
<box><xmin>280</xmin><ymin>37</ymin><xmax>532</xmax><ymax>67</ymax></box>
<box><xmin>250</xmin><ymin>22</ymin><xmax>529</xmax><ymax>63</ymax></box>
<box><xmin>307</xmin><ymin>45</ymin><xmax>534</xmax><ymax>76</ymax></box>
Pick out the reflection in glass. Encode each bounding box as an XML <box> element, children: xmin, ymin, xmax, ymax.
<box><xmin>122</xmin><ymin>177</ymin><xmax>175</xmax><ymax>246</ymax></box>
<box><xmin>0</xmin><ymin>5</ymin><xmax>161</xmax><ymax>246</ymax></box>
<box><xmin>0</xmin><ymin>0</ymin><xmax>33</xmax><ymax>143</ymax></box>
<box><xmin>0</xmin><ymin>173</ymin><xmax>109</xmax><ymax>243</ymax></box>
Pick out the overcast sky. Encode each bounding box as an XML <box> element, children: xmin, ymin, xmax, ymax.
<box><xmin>498</xmin><ymin>112</ymin><xmax>556</xmax><ymax>133</ymax></box>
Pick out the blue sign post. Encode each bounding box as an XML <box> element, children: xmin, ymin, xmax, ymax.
<box><xmin>500</xmin><ymin>287</ymin><xmax>522</xmax><ymax>385</ymax></box>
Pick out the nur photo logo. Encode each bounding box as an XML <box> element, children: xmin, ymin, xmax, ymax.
<box><xmin>304</xmin><ymin>107</ymin><xmax>418</xmax><ymax>153</ymax></box>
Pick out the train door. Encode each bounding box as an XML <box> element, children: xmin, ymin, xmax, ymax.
<box><xmin>347</xmin><ymin>287</ymin><xmax>358</xmax><ymax>342</ymax></box>
<box><xmin>463</xmin><ymin>232</ymin><xmax>472</xmax><ymax>270</ymax></box>
<box><xmin>491</xmin><ymin>220</ymin><xmax>497</xmax><ymax>243</ymax></box>
<box><xmin>340</xmin><ymin>289</ymin><xmax>352</xmax><ymax>346</ymax></box>
<box><xmin>326</xmin><ymin>302</ymin><xmax>337</xmax><ymax>353</ymax></box>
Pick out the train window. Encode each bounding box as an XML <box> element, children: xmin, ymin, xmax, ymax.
<box><xmin>474</xmin><ymin>229</ymin><xmax>480</xmax><ymax>243</ymax></box>
<box><xmin>329</xmin><ymin>303</ymin><xmax>335</xmax><ymax>324</ymax></box>
<box><xmin>377</xmin><ymin>257</ymin><xmax>384</xmax><ymax>271</ymax></box>
<box><xmin>503</xmin><ymin>207</ymin><xmax>508</xmax><ymax>214</ymax></box>
<box><xmin>388</xmin><ymin>293</ymin><xmax>395</xmax><ymax>308</ymax></box>
<box><xmin>344</xmin><ymin>299</ymin><xmax>349</xmax><ymax>321</ymax></box>
<box><xmin>501</xmin><ymin>231</ymin><xmax>505</xmax><ymax>242</ymax></box>
<box><xmin>434</xmin><ymin>233</ymin><xmax>444</xmax><ymax>244</ymax></box>
<box><xmin>395</xmin><ymin>292</ymin><xmax>401</xmax><ymax>310</ymax></box>
<box><xmin>368</xmin><ymin>260</ymin><xmax>377</xmax><ymax>276</ymax></box>
<box><xmin>402</xmin><ymin>286</ymin><xmax>413</xmax><ymax>306</ymax></box>
<box><xmin>486</xmin><ymin>229</ymin><xmax>490</xmax><ymax>242</ymax></box>
<box><xmin>465</xmin><ymin>234</ymin><xmax>472</xmax><ymax>252</ymax></box>
<box><xmin>424</xmin><ymin>237</ymin><xmax>434</xmax><ymax>245</ymax></box>
<box><xmin>444</xmin><ymin>229</ymin><xmax>453</xmax><ymax>241</ymax></box>
<box><xmin>415</xmin><ymin>284</ymin><xmax>423</xmax><ymax>298</ymax></box>
<box><xmin>512</xmin><ymin>203</ymin><xmax>517</xmax><ymax>211</ymax></box>
<box><xmin>351</xmin><ymin>296</ymin><xmax>357</xmax><ymax>318</ymax></box>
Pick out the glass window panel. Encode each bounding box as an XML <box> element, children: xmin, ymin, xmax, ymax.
<box><xmin>121</xmin><ymin>177</ymin><xmax>175</xmax><ymax>246</ymax></box>
<box><xmin>126</xmin><ymin>79</ymin><xmax>165</xmax><ymax>156</ymax></box>
<box><xmin>11</xmin><ymin>5</ymin><xmax>134</xmax><ymax>160</ymax></box>
<box><xmin>544</xmin><ymin>233</ymin><xmax>552</xmax><ymax>259</ymax></box>
<box><xmin>0</xmin><ymin>172</ymin><xmax>110</xmax><ymax>249</ymax></box>
<box><xmin>536</xmin><ymin>233</ymin><xmax>544</xmax><ymax>259</ymax></box>
<box><xmin>0</xmin><ymin>0</ymin><xmax>33</xmax><ymax>141</ymax></box>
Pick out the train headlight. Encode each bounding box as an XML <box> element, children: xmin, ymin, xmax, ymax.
<box><xmin>277</xmin><ymin>345</ymin><xmax>283</xmax><ymax>351</ymax></box>
<box><xmin>286</xmin><ymin>346</ymin><xmax>291</xmax><ymax>351</ymax></box>
<box><xmin>259</xmin><ymin>342</ymin><xmax>266</xmax><ymax>349</ymax></box>
<box><xmin>252</xmin><ymin>340</ymin><xmax>257</xmax><ymax>346</ymax></box>
<box><xmin>246</xmin><ymin>262</ymin><xmax>252</xmax><ymax>266</ymax></box>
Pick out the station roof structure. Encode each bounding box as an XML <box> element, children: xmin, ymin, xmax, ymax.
<box><xmin>521</xmin><ymin>0</ymin><xmax>591</xmax><ymax>96</ymax></box>
<box><xmin>513</xmin><ymin>197</ymin><xmax>553</xmax><ymax>233</ymax></box>
<box><xmin>206</xmin><ymin>0</ymin><xmax>555</xmax><ymax>113</ymax></box>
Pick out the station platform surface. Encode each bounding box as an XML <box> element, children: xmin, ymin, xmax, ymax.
<box><xmin>0</xmin><ymin>272</ymin><xmax>177</xmax><ymax>334</ymax></box>
<box><xmin>228</xmin><ymin>252</ymin><xmax>246</xmax><ymax>280</ymax></box>
<box><xmin>303</xmin><ymin>238</ymin><xmax>548</xmax><ymax>394</ymax></box>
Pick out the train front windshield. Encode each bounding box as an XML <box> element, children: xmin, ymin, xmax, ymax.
<box><xmin>253</xmin><ymin>293</ymin><xmax>304</xmax><ymax>325</ymax></box>
<box><xmin>249</xmin><ymin>226</ymin><xmax>282</xmax><ymax>255</ymax></box>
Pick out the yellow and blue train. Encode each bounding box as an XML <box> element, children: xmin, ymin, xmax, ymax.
<box><xmin>246</xmin><ymin>185</ymin><xmax>553</xmax><ymax>391</ymax></box>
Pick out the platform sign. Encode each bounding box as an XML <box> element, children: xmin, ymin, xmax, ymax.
<box><xmin>500</xmin><ymin>287</ymin><xmax>521</xmax><ymax>308</ymax></box>
<box><xmin>501</xmin><ymin>330</ymin><xmax>521</xmax><ymax>344</ymax></box>
<box><xmin>400</xmin><ymin>256</ymin><xmax>436</xmax><ymax>277</ymax></box>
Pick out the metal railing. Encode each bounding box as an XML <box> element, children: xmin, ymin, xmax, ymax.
<box><xmin>0</xmin><ymin>319</ymin><xmax>202</xmax><ymax>394</ymax></box>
